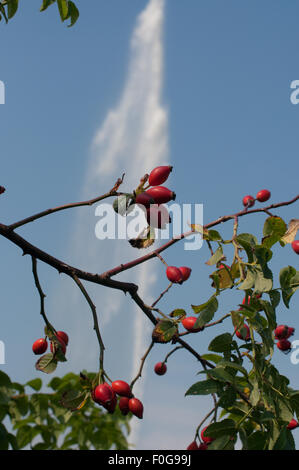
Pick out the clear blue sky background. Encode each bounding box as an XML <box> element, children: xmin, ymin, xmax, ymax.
<box><xmin>0</xmin><ymin>0</ymin><xmax>299</xmax><ymax>450</ymax></box>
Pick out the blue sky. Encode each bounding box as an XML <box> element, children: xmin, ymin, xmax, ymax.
<box><xmin>0</xmin><ymin>0</ymin><xmax>299</xmax><ymax>450</ymax></box>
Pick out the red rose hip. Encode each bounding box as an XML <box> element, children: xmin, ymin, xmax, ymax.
<box><xmin>119</xmin><ymin>397</ymin><xmax>130</xmax><ymax>415</ymax></box>
<box><xmin>146</xmin><ymin>186</ymin><xmax>176</xmax><ymax>204</ymax></box>
<box><xmin>186</xmin><ymin>441</ymin><xmax>198</xmax><ymax>450</ymax></box>
<box><xmin>287</xmin><ymin>419</ymin><xmax>299</xmax><ymax>430</ymax></box>
<box><xmin>32</xmin><ymin>338</ymin><xmax>48</xmax><ymax>355</ymax></box>
<box><xmin>242</xmin><ymin>195</ymin><xmax>255</xmax><ymax>208</ymax></box>
<box><xmin>179</xmin><ymin>267</ymin><xmax>192</xmax><ymax>282</ymax></box>
<box><xmin>56</xmin><ymin>331</ymin><xmax>69</xmax><ymax>346</ymax></box>
<box><xmin>135</xmin><ymin>192</ymin><xmax>154</xmax><ymax>209</ymax></box>
<box><xmin>129</xmin><ymin>398</ymin><xmax>143</xmax><ymax>419</ymax></box>
<box><xmin>292</xmin><ymin>240</ymin><xmax>299</xmax><ymax>254</ymax></box>
<box><xmin>154</xmin><ymin>362</ymin><xmax>167</xmax><ymax>375</ymax></box>
<box><xmin>256</xmin><ymin>189</ymin><xmax>271</xmax><ymax>202</ymax></box>
<box><xmin>93</xmin><ymin>383</ymin><xmax>113</xmax><ymax>405</ymax></box>
<box><xmin>276</xmin><ymin>339</ymin><xmax>292</xmax><ymax>352</ymax></box>
<box><xmin>182</xmin><ymin>316</ymin><xmax>203</xmax><ymax>333</ymax></box>
<box><xmin>166</xmin><ymin>266</ymin><xmax>183</xmax><ymax>284</ymax></box>
<box><xmin>148</xmin><ymin>165</ymin><xmax>173</xmax><ymax>186</ymax></box>
<box><xmin>111</xmin><ymin>380</ymin><xmax>132</xmax><ymax>398</ymax></box>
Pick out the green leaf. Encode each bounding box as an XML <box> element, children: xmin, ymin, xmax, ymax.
<box><xmin>7</xmin><ymin>0</ymin><xmax>18</xmax><ymax>19</ymax></box>
<box><xmin>60</xmin><ymin>390</ymin><xmax>88</xmax><ymax>411</ymax></box>
<box><xmin>206</xmin><ymin>246</ymin><xmax>224</xmax><ymax>266</ymax></box>
<box><xmin>206</xmin><ymin>230</ymin><xmax>223</xmax><ymax>241</ymax></box>
<box><xmin>57</xmin><ymin>0</ymin><xmax>69</xmax><ymax>21</ymax></box>
<box><xmin>204</xmin><ymin>367</ymin><xmax>235</xmax><ymax>383</ymax></box>
<box><xmin>0</xmin><ymin>371</ymin><xmax>12</xmax><ymax>388</ymax></box>
<box><xmin>217</xmin><ymin>360</ymin><xmax>248</xmax><ymax>377</ymax></box>
<box><xmin>247</xmin><ymin>431</ymin><xmax>267</xmax><ymax>450</ymax></box>
<box><xmin>269</xmin><ymin>290</ymin><xmax>281</xmax><ymax>309</ymax></box>
<box><xmin>193</xmin><ymin>296</ymin><xmax>218</xmax><ymax>328</ymax></box>
<box><xmin>35</xmin><ymin>353</ymin><xmax>58</xmax><ymax>374</ymax></box>
<box><xmin>169</xmin><ymin>308</ymin><xmax>186</xmax><ymax>318</ymax></box>
<box><xmin>204</xmin><ymin>419</ymin><xmax>236</xmax><ymax>439</ymax></box>
<box><xmin>200</xmin><ymin>353</ymin><xmax>223</xmax><ymax>364</ymax></box>
<box><xmin>113</xmin><ymin>194</ymin><xmax>132</xmax><ymax>216</ymax></box>
<box><xmin>207</xmin><ymin>434</ymin><xmax>233</xmax><ymax>450</ymax></box>
<box><xmin>26</xmin><ymin>378</ymin><xmax>42</xmax><ymax>391</ymax></box>
<box><xmin>209</xmin><ymin>333</ymin><xmax>232</xmax><ymax>353</ymax></box>
<box><xmin>273</xmin><ymin>427</ymin><xmax>295</xmax><ymax>450</ymax></box>
<box><xmin>236</xmin><ymin>233</ymin><xmax>258</xmax><ymax>263</ymax></box>
<box><xmin>40</xmin><ymin>0</ymin><xmax>56</xmax><ymax>12</ymax></box>
<box><xmin>262</xmin><ymin>216</ymin><xmax>287</xmax><ymax>248</ymax></box>
<box><xmin>238</xmin><ymin>267</ymin><xmax>256</xmax><ymax>291</ymax></box>
<box><xmin>152</xmin><ymin>321</ymin><xmax>178</xmax><ymax>344</ymax></box>
<box><xmin>67</xmin><ymin>0</ymin><xmax>79</xmax><ymax>27</ymax></box>
<box><xmin>185</xmin><ymin>379</ymin><xmax>220</xmax><ymax>396</ymax></box>
<box><xmin>279</xmin><ymin>266</ymin><xmax>299</xmax><ymax>308</ymax></box>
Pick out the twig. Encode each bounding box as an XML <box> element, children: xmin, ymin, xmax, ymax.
<box><xmin>8</xmin><ymin>175</ymin><xmax>125</xmax><ymax>230</ymax></box>
<box><xmin>72</xmin><ymin>274</ymin><xmax>105</xmax><ymax>379</ymax></box>
<box><xmin>130</xmin><ymin>341</ymin><xmax>154</xmax><ymax>390</ymax></box>
<box><xmin>31</xmin><ymin>256</ymin><xmax>51</xmax><ymax>328</ymax></box>
<box><xmin>151</xmin><ymin>282</ymin><xmax>173</xmax><ymax>308</ymax></box>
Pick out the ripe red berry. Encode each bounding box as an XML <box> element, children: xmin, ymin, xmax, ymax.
<box><xmin>198</xmin><ymin>443</ymin><xmax>208</xmax><ymax>450</ymax></box>
<box><xmin>111</xmin><ymin>380</ymin><xmax>132</xmax><ymax>398</ymax></box>
<box><xmin>235</xmin><ymin>324</ymin><xmax>250</xmax><ymax>341</ymax></box>
<box><xmin>276</xmin><ymin>339</ymin><xmax>292</xmax><ymax>352</ymax></box>
<box><xmin>154</xmin><ymin>362</ymin><xmax>167</xmax><ymax>376</ymax></box>
<box><xmin>242</xmin><ymin>195</ymin><xmax>255</xmax><ymax>208</ymax></box>
<box><xmin>119</xmin><ymin>397</ymin><xmax>130</xmax><ymax>415</ymax></box>
<box><xmin>50</xmin><ymin>337</ymin><xmax>67</xmax><ymax>355</ymax></box>
<box><xmin>287</xmin><ymin>419</ymin><xmax>299</xmax><ymax>430</ymax></box>
<box><xmin>146</xmin><ymin>186</ymin><xmax>176</xmax><ymax>204</ymax></box>
<box><xmin>56</xmin><ymin>331</ymin><xmax>69</xmax><ymax>346</ymax></box>
<box><xmin>128</xmin><ymin>397</ymin><xmax>143</xmax><ymax>419</ymax></box>
<box><xmin>93</xmin><ymin>383</ymin><xmax>114</xmax><ymax>405</ymax></box>
<box><xmin>179</xmin><ymin>267</ymin><xmax>192</xmax><ymax>282</ymax></box>
<box><xmin>182</xmin><ymin>316</ymin><xmax>203</xmax><ymax>333</ymax></box>
<box><xmin>148</xmin><ymin>166</ymin><xmax>173</xmax><ymax>186</ymax></box>
<box><xmin>256</xmin><ymin>189</ymin><xmax>271</xmax><ymax>203</ymax></box>
<box><xmin>292</xmin><ymin>240</ymin><xmax>299</xmax><ymax>255</ymax></box>
<box><xmin>146</xmin><ymin>204</ymin><xmax>171</xmax><ymax>229</ymax></box>
<box><xmin>103</xmin><ymin>393</ymin><xmax>117</xmax><ymax>414</ymax></box>
<box><xmin>166</xmin><ymin>266</ymin><xmax>183</xmax><ymax>284</ymax></box>
<box><xmin>0</xmin><ymin>186</ymin><xmax>5</xmax><ymax>195</ymax></box>
<box><xmin>201</xmin><ymin>426</ymin><xmax>214</xmax><ymax>444</ymax></box>
<box><xmin>32</xmin><ymin>338</ymin><xmax>48</xmax><ymax>355</ymax></box>
<box><xmin>135</xmin><ymin>192</ymin><xmax>154</xmax><ymax>209</ymax></box>
<box><xmin>186</xmin><ymin>441</ymin><xmax>198</xmax><ymax>450</ymax></box>
<box><xmin>274</xmin><ymin>325</ymin><xmax>292</xmax><ymax>340</ymax></box>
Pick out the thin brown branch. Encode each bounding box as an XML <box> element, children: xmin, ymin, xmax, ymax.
<box><xmin>130</xmin><ymin>341</ymin><xmax>154</xmax><ymax>390</ymax></box>
<box><xmin>8</xmin><ymin>174</ymin><xmax>125</xmax><ymax>231</ymax></box>
<box><xmin>151</xmin><ymin>282</ymin><xmax>173</xmax><ymax>308</ymax></box>
<box><xmin>72</xmin><ymin>274</ymin><xmax>105</xmax><ymax>376</ymax></box>
<box><xmin>31</xmin><ymin>256</ymin><xmax>51</xmax><ymax>328</ymax></box>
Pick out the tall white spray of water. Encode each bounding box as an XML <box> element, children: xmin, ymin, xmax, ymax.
<box><xmin>52</xmin><ymin>0</ymin><xmax>168</xmax><ymax>447</ymax></box>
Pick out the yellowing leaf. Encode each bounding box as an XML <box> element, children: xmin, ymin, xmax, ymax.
<box><xmin>281</xmin><ymin>219</ymin><xmax>299</xmax><ymax>244</ymax></box>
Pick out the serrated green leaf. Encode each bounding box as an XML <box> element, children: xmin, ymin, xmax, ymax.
<box><xmin>209</xmin><ymin>333</ymin><xmax>232</xmax><ymax>353</ymax></box>
<box><xmin>185</xmin><ymin>379</ymin><xmax>220</xmax><ymax>396</ymax></box>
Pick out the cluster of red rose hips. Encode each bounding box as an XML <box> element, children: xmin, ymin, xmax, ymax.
<box><xmin>275</xmin><ymin>324</ymin><xmax>295</xmax><ymax>353</ymax></box>
<box><xmin>135</xmin><ymin>165</ymin><xmax>175</xmax><ymax>229</ymax></box>
<box><xmin>186</xmin><ymin>426</ymin><xmax>215</xmax><ymax>450</ymax></box>
<box><xmin>242</xmin><ymin>189</ymin><xmax>271</xmax><ymax>208</ymax></box>
<box><xmin>32</xmin><ymin>330</ymin><xmax>69</xmax><ymax>356</ymax></box>
<box><xmin>92</xmin><ymin>380</ymin><xmax>143</xmax><ymax>419</ymax></box>
<box><xmin>166</xmin><ymin>265</ymin><xmax>191</xmax><ymax>284</ymax></box>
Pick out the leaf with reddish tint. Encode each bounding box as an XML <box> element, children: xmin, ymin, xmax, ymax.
<box><xmin>152</xmin><ymin>320</ymin><xmax>178</xmax><ymax>343</ymax></box>
<box><xmin>35</xmin><ymin>353</ymin><xmax>57</xmax><ymax>374</ymax></box>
